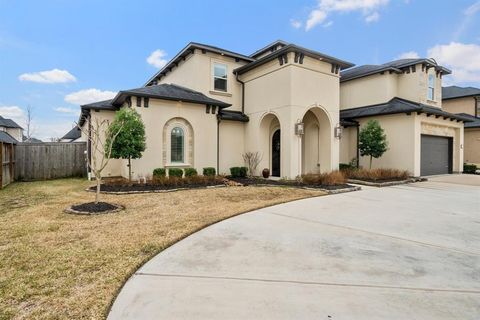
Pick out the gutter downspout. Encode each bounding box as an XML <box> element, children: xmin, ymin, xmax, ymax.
<box><xmin>235</xmin><ymin>72</ymin><xmax>245</xmax><ymax>114</ymax></box>
<box><xmin>217</xmin><ymin>114</ymin><xmax>221</xmax><ymax>175</ymax></box>
<box><xmin>355</xmin><ymin>121</ymin><xmax>360</xmax><ymax>168</ymax></box>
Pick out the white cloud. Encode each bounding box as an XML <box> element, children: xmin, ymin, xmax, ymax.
<box><xmin>323</xmin><ymin>21</ymin><xmax>334</xmax><ymax>28</ymax></box>
<box><xmin>306</xmin><ymin>9</ymin><xmax>328</xmax><ymax>31</ymax></box>
<box><xmin>465</xmin><ymin>1</ymin><xmax>480</xmax><ymax>16</ymax></box>
<box><xmin>54</xmin><ymin>107</ymin><xmax>78</xmax><ymax>115</ymax></box>
<box><xmin>147</xmin><ymin>49</ymin><xmax>168</xmax><ymax>68</ymax></box>
<box><xmin>0</xmin><ymin>105</ymin><xmax>25</xmax><ymax>126</ymax></box>
<box><xmin>290</xmin><ymin>19</ymin><xmax>302</xmax><ymax>29</ymax></box>
<box><xmin>365</xmin><ymin>11</ymin><xmax>380</xmax><ymax>23</ymax></box>
<box><xmin>305</xmin><ymin>0</ymin><xmax>389</xmax><ymax>31</ymax></box>
<box><xmin>64</xmin><ymin>89</ymin><xmax>117</xmax><ymax>105</ymax></box>
<box><xmin>19</xmin><ymin>69</ymin><xmax>76</xmax><ymax>84</ymax></box>
<box><xmin>427</xmin><ymin>42</ymin><xmax>480</xmax><ymax>83</ymax></box>
<box><xmin>395</xmin><ymin>51</ymin><xmax>420</xmax><ymax>59</ymax></box>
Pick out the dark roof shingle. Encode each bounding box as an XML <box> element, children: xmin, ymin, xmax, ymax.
<box><xmin>341</xmin><ymin>58</ymin><xmax>451</xmax><ymax>82</ymax></box>
<box><xmin>218</xmin><ymin>110</ymin><xmax>249</xmax><ymax>122</ymax></box>
<box><xmin>442</xmin><ymin>86</ymin><xmax>480</xmax><ymax>100</ymax></box>
<box><xmin>0</xmin><ymin>131</ymin><xmax>18</xmax><ymax>144</ymax></box>
<box><xmin>340</xmin><ymin>97</ymin><xmax>472</xmax><ymax>122</ymax></box>
<box><xmin>61</xmin><ymin>126</ymin><xmax>82</xmax><ymax>140</ymax></box>
<box><xmin>456</xmin><ymin>113</ymin><xmax>480</xmax><ymax>128</ymax></box>
<box><xmin>0</xmin><ymin>115</ymin><xmax>22</xmax><ymax>129</ymax></box>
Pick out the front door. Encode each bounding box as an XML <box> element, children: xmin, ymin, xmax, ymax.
<box><xmin>272</xmin><ymin>129</ymin><xmax>281</xmax><ymax>177</ymax></box>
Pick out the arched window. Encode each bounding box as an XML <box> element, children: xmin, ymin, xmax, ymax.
<box><xmin>171</xmin><ymin>127</ymin><xmax>184</xmax><ymax>162</ymax></box>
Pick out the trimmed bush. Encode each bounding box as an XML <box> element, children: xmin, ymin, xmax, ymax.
<box><xmin>153</xmin><ymin>168</ymin><xmax>166</xmax><ymax>177</ymax></box>
<box><xmin>463</xmin><ymin>163</ymin><xmax>477</xmax><ymax>174</ymax></box>
<box><xmin>168</xmin><ymin>168</ymin><xmax>183</xmax><ymax>178</ymax></box>
<box><xmin>230</xmin><ymin>166</ymin><xmax>247</xmax><ymax>178</ymax></box>
<box><xmin>184</xmin><ymin>168</ymin><xmax>198</xmax><ymax>177</ymax></box>
<box><xmin>302</xmin><ymin>171</ymin><xmax>347</xmax><ymax>186</ymax></box>
<box><xmin>203</xmin><ymin>167</ymin><xmax>216</xmax><ymax>176</ymax></box>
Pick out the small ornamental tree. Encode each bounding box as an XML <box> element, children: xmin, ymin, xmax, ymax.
<box><xmin>359</xmin><ymin>120</ymin><xmax>388</xmax><ymax>169</ymax></box>
<box><xmin>106</xmin><ymin>108</ymin><xmax>146</xmax><ymax>181</ymax></box>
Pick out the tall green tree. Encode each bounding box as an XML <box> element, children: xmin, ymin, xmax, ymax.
<box><xmin>106</xmin><ymin>108</ymin><xmax>146</xmax><ymax>181</ymax></box>
<box><xmin>359</xmin><ymin>120</ymin><xmax>388</xmax><ymax>169</ymax></box>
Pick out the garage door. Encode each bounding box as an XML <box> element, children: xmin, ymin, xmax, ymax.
<box><xmin>420</xmin><ymin>135</ymin><xmax>452</xmax><ymax>176</ymax></box>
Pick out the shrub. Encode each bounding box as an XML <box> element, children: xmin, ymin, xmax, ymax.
<box><xmin>302</xmin><ymin>171</ymin><xmax>346</xmax><ymax>186</ymax></box>
<box><xmin>346</xmin><ymin>168</ymin><xmax>409</xmax><ymax>182</ymax></box>
<box><xmin>168</xmin><ymin>168</ymin><xmax>183</xmax><ymax>178</ymax></box>
<box><xmin>153</xmin><ymin>168</ymin><xmax>166</xmax><ymax>177</ymax></box>
<box><xmin>230</xmin><ymin>166</ymin><xmax>247</xmax><ymax>178</ymax></box>
<box><xmin>463</xmin><ymin>163</ymin><xmax>477</xmax><ymax>174</ymax></box>
<box><xmin>339</xmin><ymin>163</ymin><xmax>355</xmax><ymax>171</ymax></box>
<box><xmin>184</xmin><ymin>168</ymin><xmax>198</xmax><ymax>177</ymax></box>
<box><xmin>203</xmin><ymin>167</ymin><xmax>216</xmax><ymax>176</ymax></box>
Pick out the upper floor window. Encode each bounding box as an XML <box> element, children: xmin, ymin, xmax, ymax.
<box><xmin>428</xmin><ymin>74</ymin><xmax>435</xmax><ymax>100</ymax></box>
<box><xmin>171</xmin><ymin>127</ymin><xmax>184</xmax><ymax>163</ymax></box>
<box><xmin>213</xmin><ymin>63</ymin><xmax>227</xmax><ymax>92</ymax></box>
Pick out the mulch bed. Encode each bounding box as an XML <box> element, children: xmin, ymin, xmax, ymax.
<box><xmin>90</xmin><ymin>181</ymin><xmax>225</xmax><ymax>193</ymax></box>
<box><xmin>65</xmin><ymin>202</ymin><xmax>125</xmax><ymax>215</ymax></box>
<box><xmin>229</xmin><ymin>177</ymin><xmax>353</xmax><ymax>191</ymax></box>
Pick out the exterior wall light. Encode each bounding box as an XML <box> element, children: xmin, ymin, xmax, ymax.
<box><xmin>334</xmin><ymin>124</ymin><xmax>343</xmax><ymax>138</ymax></box>
<box><xmin>295</xmin><ymin>122</ymin><xmax>304</xmax><ymax>135</ymax></box>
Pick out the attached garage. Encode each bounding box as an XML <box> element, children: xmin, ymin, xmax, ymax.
<box><xmin>420</xmin><ymin>135</ymin><xmax>452</xmax><ymax>176</ymax></box>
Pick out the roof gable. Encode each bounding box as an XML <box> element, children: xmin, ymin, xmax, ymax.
<box><xmin>0</xmin><ymin>115</ymin><xmax>22</xmax><ymax>129</ymax></box>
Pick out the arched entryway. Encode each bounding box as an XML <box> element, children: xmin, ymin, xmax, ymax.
<box><xmin>271</xmin><ymin>129</ymin><xmax>281</xmax><ymax>177</ymax></box>
<box><xmin>259</xmin><ymin>113</ymin><xmax>281</xmax><ymax>177</ymax></box>
<box><xmin>301</xmin><ymin>107</ymin><xmax>332</xmax><ymax>174</ymax></box>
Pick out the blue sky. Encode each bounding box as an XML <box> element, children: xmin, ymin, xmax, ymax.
<box><xmin>1</xmin><ymin>0</ymin><xmax>479</xmax><ymax>140</ymax></box>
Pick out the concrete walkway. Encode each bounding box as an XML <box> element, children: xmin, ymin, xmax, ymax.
<box><xmin>109</xmin><ymin>175</ymin><xmax>480</xmax><ymax>320</ymax></box>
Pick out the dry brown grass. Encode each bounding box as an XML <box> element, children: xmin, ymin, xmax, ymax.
<box><xmin>302</xmin><ymin>170</ymin><xmax>347</xmax><ymax>186</ymax></box>
<box><xmin>345</xmin><ymin>168</ymin><xmax>410</xmax><ymax>182</ymax></box>
<box><xmin>0</xmin><ymin>179</ymin><xmax>324</xmax><ymax>319</ymax></box>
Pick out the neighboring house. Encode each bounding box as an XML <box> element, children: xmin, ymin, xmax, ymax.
<box><xmin>79</xmin><ymin>41</ymin><xmax>469</xmax><ymax>179</ymax></box>
<box><xmin>60</xmin><ymin>126</ymin><xmax>82</xmax><ymax>142</ymax></box>
<box><xmin>442</xmin><ymin>86</ymin><xmax>480</xmax><ymax>166</ymax></box>
<box><xmin>339</xmin><ymin>59</ymin><xmax>470</xmax><ymax>176</ymax></box>
<box><xmin>22</xmin><ymin>135</ymin><xmax>43</xmax><ymax>143</ymax></box>
<box><xmin>0</xmin><ymin>115</ymin><xmax>23</xmax><ymax>142</ymax></box>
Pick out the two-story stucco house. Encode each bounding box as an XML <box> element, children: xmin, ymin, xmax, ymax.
<box><xmin>0</xmin><ymin>115</ymin><xmax>23</xmax><ymax>142</ymax></box>
<box><xmin>442</xmin><ymin>86</ymin><xmax>480</xmax><ymax>166</ymax></box>
<box><xmin>78</xmin><ymin>41</ymin><xmax>470</xmax><ymax>179</ymax></box>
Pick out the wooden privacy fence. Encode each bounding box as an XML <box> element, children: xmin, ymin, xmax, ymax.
<box><xmin>15</xmin><ymin>142</ymin><xmax>87</xmax><ymax>181</ymax></box>
<box><xmin>1</xmin><ymin>142</ymin><xmax>15</xmax><ymax>188</ymax></box>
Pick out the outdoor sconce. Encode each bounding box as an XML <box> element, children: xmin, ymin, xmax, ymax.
<box><xmin>295</xmin><ymin>122</ymin><xmax>304</xmax><ymax>135</ymax></box>
<box><xmin>334</xmin><ymin>124</ymin><xmax>343</xmax><ymax>138</ymax></box>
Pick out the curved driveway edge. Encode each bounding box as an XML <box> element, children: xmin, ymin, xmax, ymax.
<box><xmin>109</xmin><ymin>175</ymin><xmax>480</xmax><ymax>320</ymax></box>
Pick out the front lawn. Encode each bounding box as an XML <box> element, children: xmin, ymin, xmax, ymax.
<box><xmin>0</xmin><ymin>179</ymin><xmax>324</xmax><ymax>319</ymax></box>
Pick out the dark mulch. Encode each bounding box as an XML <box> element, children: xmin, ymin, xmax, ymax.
<box><xmin>229</xmin><ymin>177</ymin><xmax>352</xmax><ymax>190</ymax></box>
<box><xmin>71</xmin><ymin>202</ymin><xmax>118</xmax><ymax>213</ymax></box>
<box><xmin>93</xmin><ymin>181</ymin><xmax>224</xmax><ymax>192</ymax></box>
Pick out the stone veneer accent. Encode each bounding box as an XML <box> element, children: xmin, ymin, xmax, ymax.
<box><xmin>162</xmin><ymin>117</ymin><xmax>194</xmax><ymax>167</ymax></box>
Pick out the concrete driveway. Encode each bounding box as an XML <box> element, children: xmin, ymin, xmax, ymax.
<box><xmin>109</xmin><ymin>175</ymin><xmax>480</xmax><ymax>320</ymax></box>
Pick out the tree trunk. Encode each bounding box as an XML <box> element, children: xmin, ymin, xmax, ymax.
<box><xmin>95</xmin><ymin>176</ymin><xmax>101</xmax><ymax>204</ymax></box>
<box><xmin>369</xmin><ymin>156</ymin><xmax>373</xmax><ymax>169</ymax></box>
<box><xmin>128</xmin><ymin>157</ymin><xmax>131</xmax><ymax>182</ymax></box>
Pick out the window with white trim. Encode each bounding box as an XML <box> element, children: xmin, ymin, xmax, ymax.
<box><xmin>170</xmin><ymin>127</ymin><xmax>184</xmax><ymax>163</ymax></box>
<box><xmin>213</xmin><ymin>63</ymin><xmax>227</xmax><ymax>92</ymax></box>
<box><xmin>428</xmin><ymin>74</ymin><xmax>435</xmax><ymax>100</ymax></box>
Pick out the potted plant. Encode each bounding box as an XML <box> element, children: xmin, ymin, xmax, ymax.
<box><xmin>262</xmin><ymin>168</ymin><xmax>270</xmax><ymax>178</ymax></box>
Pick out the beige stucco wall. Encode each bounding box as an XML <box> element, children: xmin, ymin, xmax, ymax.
<box><xmin>218</xmin><ymin>120</ymin><xmax>245</xmax><ymax>175</ymax></box>
<box><xmin>129</xmin><ymin>99</ymin><xmax>218</xmax><ymax>179</ymax></box>
<box><xmin>88</xmin><ymin>110</ymin><xmax>124</xmax><ymax>178</ymax></box>
<box><xmin>158</xmin><ymin>49</ymin><xmax>246</xmax><ymax>112</ymax></box>
<box><xmin>356</xmin><ymin>114</ymin><xmax>417</xmax><ymax>174</ymax></box>
<box><xmin>442</xmin><ymin>97</ymin><xmax>476</xmax><ymax>116</ymax></box>
<box><xmin>340</xmin><ymin>63</ymin><xmax>444</xmax><ymax>109</ymax></box>
<box><xmin>339</xmin><ymin>126</ymin><xmax>357</xmax><ymax>164</ymax></box>
<box><xmin>464</xmin><ymin>128</ymin><xmax>480</xmax><ymax>165</ymax></box>
<box><xmin>4</xmin><ymin>127</ymin><xmax>23</xmax><ymax>141</ymax></box>
<box><xmin>241</xmin><ymin>52</ymin><xmax>340</xmax><ymax>178</ymax></box>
